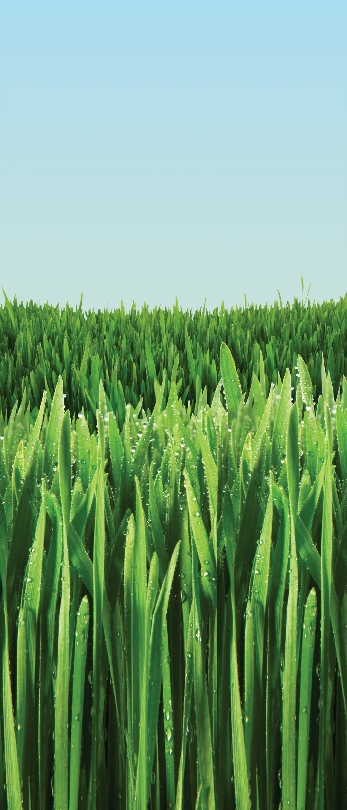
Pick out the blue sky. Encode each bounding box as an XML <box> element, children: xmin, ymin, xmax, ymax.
<box><xmin>0</xmin><ymin>1</ymin><xmax>346</xmax><ymax>313</ymax></box>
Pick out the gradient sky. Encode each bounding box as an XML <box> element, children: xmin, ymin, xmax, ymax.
<box><xmin>0</xmin><ymin>1</ymin><xmax>346</xmax><ymax>313</ymax></box>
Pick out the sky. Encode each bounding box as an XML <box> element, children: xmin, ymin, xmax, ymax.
<box><xmin>0</xmin><ymin>0</ymin><xmax>346</xmax><ymax>314</ymax></box>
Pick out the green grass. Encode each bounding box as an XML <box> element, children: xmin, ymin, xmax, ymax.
<box><xmin>0</xmin><ymin>342</ymin><xmax>345</xmax><ymax>808</ymax></box>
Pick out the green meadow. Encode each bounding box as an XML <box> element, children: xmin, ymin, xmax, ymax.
<box><xmin>0</xmin><ymin>290</ymin><xmax>346</xmax><ymax>809</ymax></box>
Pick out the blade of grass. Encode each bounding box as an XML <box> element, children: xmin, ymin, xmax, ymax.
<box><xmin>315</xmin><ymin>403</ymin><xmax>333</xmax><ymax>810</ymax></box>
<box><xmin>297</xmin><ymin>588</ymin><xmax>317</xmax><ymax>810</ymax></box>
<box><xmin>282</xmin><ymin>403</ymin><xmax>299</xmax><ymax>810</ymax></box>
<box><xmin>69</xmin><ymin>595</ymin><xmax>90</xmax><ymax>810</ymax></box>
<box><xmin>54</xmin><ymin>410</ymin><xmax>72</xmax><ymax>810</ymax></box>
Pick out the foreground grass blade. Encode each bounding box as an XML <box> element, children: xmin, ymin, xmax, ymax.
<box><xmin>220</xmin><ymin>342</ymin><xmax>243</xmax><ymax>422</ymax></box>
<box><xmin>54</xmin><ymin>411</ymin><xmax>72</xmax><ymax>810</ymax></box>
<box><xmin>297</xmin><ymin>588</ymin><xmax>317</xmax><ymax>810</ymax></box>
<box><xmin>228</xmin><ymin>540</ymin><xmax>251</xmax><ymax>810</ymax></box>
<box><xmin>0</xmin><ymin>498</ymin><xmax>23</xmax><ymax>809</ymax></box>
<box><xmin>136</xmin><ymin>552</ymin><xmax>159</xmax><ymax>810</ymax></box>
<box><xmin>191</xmin><ymin>541</ymin><xmax>215</xmax><ymax>809</ymax></box>
<box><xmin>16</xmin><ymin>480</ymin><xmax>46</xmax><ymax>808</ymax></box>
<box><xmin>175</xmin><ymin>601</ymin><xmax>194</xmax><ymax>810</ymax></box>
<box><xmin>135</xmin><ymin>541</ymin><xmax>181</xmax><ymax>809</ymax></box>
<box><xmin>316</xmin><ymin>403</ymin><xmax>333</xmax><ymax>810</ymax></box>
<box><xmin>282</xmin><ymin>403</ymin><xmax>299</xmax><ymax>810</ymax></box>
<box><xmin>69</xmin><ymin>595</ymin><xmax>90</xmax><ymax>810</ymax></box>
<box><xmin>89</xmin><ymin>413</ymin><xmax>106</xmax><ymax>810</ymax></box>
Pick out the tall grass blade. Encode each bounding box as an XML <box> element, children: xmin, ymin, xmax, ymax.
<box><xmin>282</xmin><ymin>403</ymin><xmax>299</xmax><ymax>809</ymax></box>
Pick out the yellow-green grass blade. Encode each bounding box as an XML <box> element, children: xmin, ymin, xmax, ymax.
<box><xmin>130</xmin><ymin>478</ymin><xmax>148</xmax><ymax>761</ymax></box>
<box><xmin>145</xmin><ymin>339</ymin><xmax>157</xmax><ymax>385</ymax></box>
<box><xmin>230</xmin><ymin>560</ymin><xmax>251</xmax><ymax>810</ymax></box>
<box><xmin>336</xmin><ymin>404</ymin><xmax>347</xmax><ymax>483</ymax></box>
<box><xmin>70</xmin><ymin>468</ymin><xmax>98</xmax><ymax>540</ymax></box>
<box><xmin>2</xmin><ymin>595</ymin><xmax>23</xmax><ymax>809</ymax></box>
<box><xmin>133</xmin><ymin>413</ymin><xmax>154</xmax><ymax>480</ymax></box>
<box><xmin>270</xmin><ymin>368</ymin><xmax>292</xmax><ymax>477</ymax></box>
<box><xmin>175</xmin><ymin>601</ymin><xmax>194</xmax><ymax>810</ymax></box>
<box><xmin>54</xmin><ymin>410</ymin><xmax>72</xmax><ymax>810</ymax></box>
<box><xmin>266</xmin><ymin>484</ymin><xmax>290</xmax><ymax>810</ymax></box>
<box><xmin>0</xmin><ymin>492</ymin><xmax>23</xmax><ymax>810</ymax></box>
<box><xmin>60</xmin><ymin>470</ymin><xmax>124</xmax><ymax>731</ymax></box>
<box><xmin>248</xmin><ymin>470</ymin><xmax>273</xmax><ymax>805</ymax></box>
<box><xmin>54</xmin><ymin>529</ymin><xmax>71</xmax><ymax>810</ymax></box>
<box><xmin>123</xmin><ymin>404</ymin><xmax>133</xmax><ymax>508</ymax></box>
<box><xmin>23</xmin><ymin>390</ymin><xmax>46</xmax><ymax>478</ymax></box>
<box><xmin>149</xmin><ymin>465</ymin><xmax>169</xmax><ymax>580</ymax></box>
<box><xmin>123</xmin><ymin>513</ymin><xmax>136</xmax><ymax>804</ymax></box>
<box><xmin>233</xmin><ymin>439</ymin><xmax>264</xmax><ymax>623</ymax></box>
<box><xmin>183</xmin><ymin>468</ymin><xmax>216</xmax><ymax>610</ymax></box>
<box><xmin>287</xmin><ymin>402</ymin><xmax>299</xmax><ymax>518</ymax></box>
<box><xmin>136</xmin><ymin>552</ymin><xmax>159</xmax><ymax>810</ymax></box>
<box><xmin>297</xmin><ymin>355</ymin><xmax>315</xmax><ymax>413</ymax></box>
<box><xmin>189</xmin><ymin>417</ymin><xmax>218</xmax><ymax>770</ymax></box>
<box><xmin>243</xmin><ymin>600</ymin><xmax>254</xmax><ymax>785</ymax></box>
<box><xmin>16</xmin><ymin>480</ymin><xmax>46</xmax><ymax>807</ymax></box>
<box><xmin>135</xmin><ymin>541</ymin><xmax>181</xmax><ymax>809</ymax></box>
<box><xmin>294</xmin><ymin>512</ymin><xmax>321</xmax><ymax>590</ymax></box>
<box><xmin>282</xmin><ymin>403</ymin><xmax>299</xmax><ymax>810</ymax></box>
<box><xmin>38</xmin><ymin>492</ymin><xmax>63</xmax><ymax>809</ymax></box>
<box><xmin>297</xmin><ymin>588</ymin><xmax>317</xmax><ymax>810</ymax></box>
<box><xmin>161</xmin><ymin>620</ymin><xmax>176</xmax><ymax>808</ymax></box>
<box><xmin>89</xmin><ymin>413</ymin><xmax>106</xmax><ymax>810</ymax></box>
<box><xmin>316</xmin><ymin>403</ymin><xmax>333</xmax><ymax>810</ymax></box>
<box><xmin>194</xmin><ymin>419</ymin><xmax>217</xmax><ymax>530</ymax></box>
<box><xmin>43</xmin><ymin>375</ymin><xmax>64</xmax><ymax>486</ymax></box>
<box><xmin>299</xmin><ymin>459</ymin><xmax>325</xmax><ymax>535</ymax></box>
<box><xmin>16</xmin><ymin>607</ymin><xmax>26</xmax><ymax>790</ymax></box>
<box><xmin>217</xmin><ymin>585</ymin><xmax>232</xmax><ymax>808</ymax></box>
<box><xmin>220</xmin><ymin>342</ymin><xmax>243</xmax><ymax>422</ymax></box>
<box><xmin>0</xmin><ymin>607</ymin><xmax>6</xmax><ymax>810</ymax></box>
<box><xmin>69</xmin><ymin>595</ymin><xmax>89</xmax><ymax>810</ymax></box>
<box><xmin>191</xmin><ymin>539</ymin><xmax>215</xmax><ymax>809</ymax></box>
<box><xmin>6</xmin><ymin>452</ymin><xmax>39</xmax><ymax>653</ymax></box>
<box><xmin>250</xmin><ymin>385</ymin><xmax>273</xmax><ymax>474</ymax></box>
<box><xmin>108</xmin><ymin>410</ymin><xmax>123</xmax><ymax>504</ymax></box>
<box><xmin>178</xmin><ymin>501</ymin><xmax>193</xmax><ymax>661</ymax></box>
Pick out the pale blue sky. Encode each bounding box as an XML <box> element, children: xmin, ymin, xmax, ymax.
<box><xmin>0</xmin><ymin>1</ymin><xmax>346</xmax><ymax>313</ymax></box>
